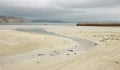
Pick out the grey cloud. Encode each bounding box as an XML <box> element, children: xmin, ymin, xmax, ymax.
<box><xmin>0</xmin><ymin>0</ymin><xmax>120</xmax><ymax>22</ymax></box>
<box><xmin>1</xmin><ymin>0</ymin><xmax>120</xmax><ymax>8</ymax></box>
<box><xmin>56</xmin><ymin>0</ymin><xmax>120</xmax><ymax>8</ymax></box>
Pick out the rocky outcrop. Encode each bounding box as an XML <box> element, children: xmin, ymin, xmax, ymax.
<box><xmin>0</xmin><ymin>16</ymin><xmax>31</xmax><ymax>23</ymax></box>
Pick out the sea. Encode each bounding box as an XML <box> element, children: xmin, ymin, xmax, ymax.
<box><xmin>0</xmin><ymin>23</ymin><xmax>76</xmax><ymax>26</ymax></box>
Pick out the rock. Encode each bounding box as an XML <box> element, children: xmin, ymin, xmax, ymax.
<box><xmin>0</xmin><ymin>16</ymin><xmax>31</xmax><ymax>23</ymax></box>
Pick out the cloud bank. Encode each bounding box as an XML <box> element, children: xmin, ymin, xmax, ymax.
<box><xmin>0</xmin><ymin>0</ymin><xmax>120</xmax><ymax>22</ymax></box>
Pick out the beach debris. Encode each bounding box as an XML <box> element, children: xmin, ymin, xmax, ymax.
<box><xmin>53</xmin><ymin>51</ymin><xmax>57</xmax><ymax>52</ymax></box>
<box><xmin>67</xmin><ymin>50</ymin><xmax>74</xmax><ymax>52</ymax></box>
<box><xmin>49</xmin><ymin>51</ymin><xmax>60</xmax><ymax>56</ymax></box>
<box><xmin>94</xmin><ymin>43</ymin><xmax>98</xmax><ymax>45</ymax></box>
<box><xmin>38</xmin><ymin>54</ymin><xmax>44</xmax><ymax>56</ymax></box>
<box><xmin>66</xmin><ymin>54</ymin><xmax>70</xmax><ymax>55</ymax></box>
<box><xmin>54</xmin><ymin>51</ymin><xmax>60</xmax><ymax>55</ymax></box>
<box><xmin>93</xmin><ymin>35</ymin><xmax>96</xmax><ymax>37</ymax></box>
<box><xmin>50</xmin><ymin>54</ymin><xmax>55</xmax><ymax>56</ymax></box>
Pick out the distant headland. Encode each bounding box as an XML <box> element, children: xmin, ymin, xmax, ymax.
<box><xmin>0</xmin><ymin>16</ymin><xmax>31</xmax><ymax>23</ymax></box>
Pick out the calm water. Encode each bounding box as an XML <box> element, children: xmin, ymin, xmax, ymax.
<box><xmin>0</xmin><ymin>23</ymin><xmax>76</xmax><ymax>26</ymax></box>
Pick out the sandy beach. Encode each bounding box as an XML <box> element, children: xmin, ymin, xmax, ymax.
<box><xmin>0</xmin><ymin>25</ymin><xmax>120</xmax><ymax>70</ymax></box>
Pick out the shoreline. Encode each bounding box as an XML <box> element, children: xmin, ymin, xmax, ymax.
<box><xmin>0</xmin><ymin>26</ymin><xmax>96</xmax><ymax>64</ymax></box>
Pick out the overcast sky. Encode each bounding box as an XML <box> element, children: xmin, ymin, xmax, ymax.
<box><xmin>0</xmin><ymin>0</ymin><xmax>120</xmax><ymax>22</ymax></box>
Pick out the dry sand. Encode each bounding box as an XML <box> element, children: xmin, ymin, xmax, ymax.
<box><xmin>0</xmin><ymin>30</ymin><xmax>77</xmax><ymax>57</ymax></box>
<box><xmin>0</xmin><ymin>25</ymin><xmax>120</xmax><ymax>70</ymax></box>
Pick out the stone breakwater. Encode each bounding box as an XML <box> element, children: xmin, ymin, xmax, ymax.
<box><xmin>76</xmin><ymin>22</ymin><xmax>120</xmax><ymax>26</ymax></box>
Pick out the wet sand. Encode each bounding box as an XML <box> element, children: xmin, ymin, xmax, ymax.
<box><xmin>0</xmin><ymin>25</ymin><xmax>120</xmax><ymax>70</ymax></box>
